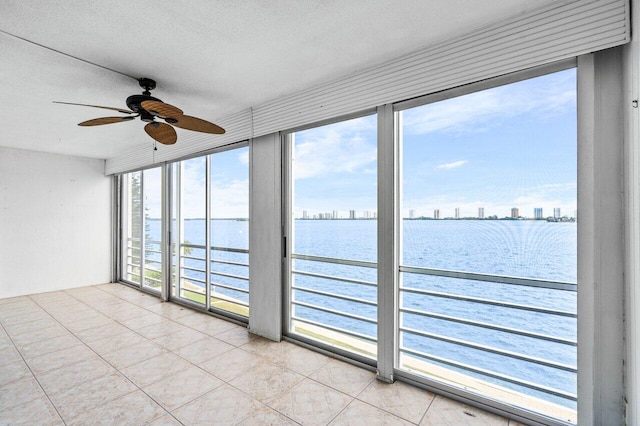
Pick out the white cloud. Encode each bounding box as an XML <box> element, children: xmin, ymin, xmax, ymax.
<box><xmin>437</xmin><ymin>160</ymin><xmax>467</xmax><ymax>170</ymax></box>
<box><xmin>402</xmin><ymin>70</ymin><xmax>576</xmax><ymax>136</ymax></box>
<box><xmin>293</xmin><ymin>116</ymin><xmax>377</xmax><ymax>179</ymax></box>
<box><xmin>210</xmin><ymin>178</ymin><xmax>249</xmax><ymax>218</ymax></box>
<box><xmin>238</xmin><ymin>150</ymin><xmax>249</xmax><ymax>166</ymax></box>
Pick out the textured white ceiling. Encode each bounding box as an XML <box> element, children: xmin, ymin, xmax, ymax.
<box><xmin>0</xmin><ymin>0</ymin><xmax>561</xmax><ymax>159</ymax></box>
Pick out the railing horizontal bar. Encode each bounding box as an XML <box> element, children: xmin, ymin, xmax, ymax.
<box><xmin>400</xmin><ymin>307</ymin><xmax>576</xmax><ymax>346</ymax></box>
<box><xmin>145</xmin><ymin>249</ymin><xmax>161</xmax><ymax>255</ymax></box>
<box><xmin>400</xmin><ymin>286</ymin><xmax>576</xmax><ymax>318</ymax></box>
<box><xmin>181</xmin><ymin>243</ymin><xmax>249</xmax><ymax>254</ymax></box>
<box><xmin>292</xmin><ymin>300</ymin><xmax>377</xmax><ymax>324</ymax></box>
<box><xmin>292</xmin><ymin>270</ymin><xmax>377</xmax><ymax>287</ymax></box>
<box><xmin>400</xmin><ymin>326</ymin><xmax>577</xmax><ymax>373</ymax></box>
<box><xmin>210</xmin><ymin>292</ymin><xmax>249</xmax><ymax>307</ymax></box>
<box><xmin>146</xmin><ymin>239</ymin><xmax>162</xmax><ymax>244</ymax></box>
<box><xmin>211</xmin><ymin>282</ymin><xmax>249</xmax><ymax>294</ymax></box>
<box><xmin>211</xmin><ymin>245</ymin><xmax>249</xmax><ymax>254</ymax></box>
<box><xmin>181</xmin><ymin>265</ymin><xmax>206</xmax><ymax>274</ymax></box>
<box><xmin>399</xmin><ymin>346</ymin><xmax>577</xmax><ymax>401</ymax></box>
<box><xmin>292</xmin><ymin>285</ymin><xmax>377</xmax><ymax>307</ymax></box>
<box><xmin>211</xmin><ymin>259</ymin><xmax>249</xmax><ymax>268</ymax></box>
<box><xmin>291</xmin><ymin>316</ymin><xmax>377</xmax><ymax>343</ymax></box>
<box><xmin>400</xmin><ymin>265</ymin><xmax>576</xmax><ymax>291</ymax></box>
<box><xmin>292</xmin><ymin>253</ymin><xmax>377</xmax><ymax>269</ymax></box>
<box><xmin>144</xmin><ymin>276</ymin><xmax>162</xmax><ymax>284</ymax></box>
<box><xmin>180</xmin><ymin>276</ymin><xmax>206</xmax><ymax>285</ymax></box>
<box><xmin>181</xmin><ymin>255</ymin><xmax>206</xmax><ymax>262</ymax></box>
<box><xmin>210</xmin><ymin>271</ymin><xmax>249</xmax><ymax>281</ymax></box>
<box><xmin>181</xmin><ymin>287</ymin><xmax>205</xmax><ymax>297</ymax></box>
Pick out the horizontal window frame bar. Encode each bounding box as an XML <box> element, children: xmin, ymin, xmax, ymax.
<box><xmin>181</xmin><ymin>265</ymin><xmax>206</xmax><ymax>274</ymax></box>
<box><xmin>291</xmin><ymin>315</ymin><xmax>377</xmax><ymax>343</ymax></box>
<box><xmin>400</xmin><ymin>265</ymin><xmax>576</xmax><ymax>291</ymax></box>
<box><xmin>180</xmin><ymin>276</ymin><xmax>206</xmax><ymax>285</ymax></box>
<box><xmin>292</xmin><ymin>253</ymin><xmax>377</xmax><ymax>269</ymax></box>
<box><xmin>400</xmin><ymin>306</ymin><xmax>576</xmax><ymax>346</ymax></box>
<box><xmin>292</xmin><ymin>285</ymin><xmax>377</xmax><ymax>307</ymax></box>
<box><xmin>399</xmin><ymin>346</ymin><xmax>577</xmax><ymax>401</ymax></box>
<box><xmin>181</xmin><ymin>243</ymin><xmax>249</xmax><ymax>254</ymax></box>
<box><xmin>210</xmin><ymin>293</ymin><xmax>250</xmax><ymax>308</ymax></box>
<box><xmin>210</xmin><ymin>271</ymin><xmax>249</xmax><ymax>282</ymax></box>
<box><xmin>210</xmin><ymin>282</ymin><xmax>249</xmax><ymax>295</ymax></box>
<box><xmin>400</xmin><ymin>326</ymin><xmax>576</xmax><ymax>373</ymax></box>
<box><xmin>400</xmin><ymin>286</ymin><xmax>577</xmax><ymax>318</ymax></box>
<box><xmin>292</xmin><ymin>270</ymin><xmax>377</xmax><ymax>287</ymax></box>
<box><xmin>292</xmin><ymin>300</ymin><xmax>377</xmax><ymax>324</ymax></box>
<box><xmin>211</xmin><ymin>259</ymin><xmax>249</xmax><ymax>268</ymax></box>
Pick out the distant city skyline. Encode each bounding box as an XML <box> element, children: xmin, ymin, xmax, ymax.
<box><xmin>296</xmin><ymin>205</ymin><xmax>576</xmax><ymax>219</ymax></box>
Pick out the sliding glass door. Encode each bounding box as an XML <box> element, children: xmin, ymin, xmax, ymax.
<box><xmin>120</xmin><ymin>167</ymin><xmax>163</xmax><ymax>292</ymax></box>
<box><xmin>395</xmin><ymin>68</ymin><xmax>578</xmax><ymax>422</ymax></box>
<box><xmin>285</xmin><ymin>114</ymin><xmax>378</xmax><ymax>360</ymax></box>
<box><xmin>171</xmin><ymin>143</ymin><xmax>250</xmax><ymax>318</ymax></box>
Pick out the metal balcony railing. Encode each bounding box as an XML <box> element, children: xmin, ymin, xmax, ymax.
<box><xmin>290</xmin><ymin>253</ymin><xmax>577</xmax><ymax>405</ymax></box>
<box><xmin>178</xmin><ymin>243</ymin><xmax>249</xmax><ymax>314</ymax></box>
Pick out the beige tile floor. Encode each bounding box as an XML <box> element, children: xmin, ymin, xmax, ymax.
<box><xmin>0</xmin><ymin>283</ymin><xmax>521</xmax><ymax>425</ymax></box>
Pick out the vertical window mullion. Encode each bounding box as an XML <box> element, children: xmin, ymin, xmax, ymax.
<box><xmin>377</xmin><ymin>104</ymin><xmax>397</xmax><ymax>381</ymax></box>
<box><xmin>161</xmin><ymin>164</ymin><xmax>170</xmax><ymax>301</ymax></box>
<box><xmin>205</xmin><ymin>155</ymin><xmax>212</xmax><ymax>311</ymax></box>
<box><xmin>139</xmin><ymin>170</ymin><xmax>145</xmax><ymax>288</ymax></box>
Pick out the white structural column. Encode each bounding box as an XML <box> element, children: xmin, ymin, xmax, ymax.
<box><xmin>377</xmin><ymin>104</ymin><xmax>397</xmax><ymax>381</ymax></box>
<box><xmin>624</xmin><ymin>0</ymin><xmax>640</xmax><ymax>422</ymax></box>
<box><xmin>248</xmin><ymin>133</ymin><xmax>283</xmax><ymax>341</ymax></box>
<box><xmin>577</xmin><ymin>50</ymin><xmax>625</xmax><ymax>425</ymax></box>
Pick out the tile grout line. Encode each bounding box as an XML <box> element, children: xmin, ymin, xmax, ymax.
<box><xmin>27</xmin><ymin>290</ymin><xmax>181</xmax><ymax>425</ymax></box>
<box><xmin>0</xmin><ymin>307</ymin><xmax>68</xmax><ymax>426</ymax></box>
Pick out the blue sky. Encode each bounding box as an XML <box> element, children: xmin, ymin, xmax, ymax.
<box><xmin>293</xmin><ymin>68</ymin><xmax>577</xmax><ymax>219</ymax></box>
<box><xmin>144</xmin><ymin>146</ymin><xmax>249</xmax><ymax>218</ymax></box>
<box><xmin>145</xmin><ymin>69</ymin><xmax>577</xmax><ymax>220</ymax></box>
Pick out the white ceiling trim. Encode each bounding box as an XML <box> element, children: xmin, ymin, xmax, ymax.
<box><xmin>105</xmin><ymin>0</ymin><xmax>629</xmax><ymax>175</ymax></box>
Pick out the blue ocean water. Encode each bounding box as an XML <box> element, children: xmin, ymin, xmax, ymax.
<box><xmin>147</xmin><ymin>218</ymin><xmax>577</xmax><ymax>408</ymax></box>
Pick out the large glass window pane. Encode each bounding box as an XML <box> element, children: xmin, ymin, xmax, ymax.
<box><xmin>398</xmin><ymin>69</ymin><xmax>577</xmax><ymax>422</ymax></box>
<box><xmin>142</xmin><ymin>167</ymin><xmax>163</xmax><ymax>290</ymax></box>
<box><xmin>288</xmin><ymin>114</ymin><xmax>377</xmax><ymax>359</ymax></box>
<box><xmin>209</xmin><ymin>146</ymin><xmax>249</xmax><ymax>317</ymax></box>
<box><xmin>175</xmin><ymin>157</ymin><xmax>207</xmax><ymax>305</ymax></box>
<box><xmin>122</xmin><ymin>171</ymin><xmax>142</xmax><ymax>284</ymax></box>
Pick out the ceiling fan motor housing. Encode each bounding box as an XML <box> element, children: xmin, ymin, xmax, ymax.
<box><xmin>126</xmin><ymin>94</ymin><xmax>163</xmax><ymax>122</ymax></box>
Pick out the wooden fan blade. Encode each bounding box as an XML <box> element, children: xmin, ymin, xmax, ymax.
<box><xmin>78</xmin><ymin>116</ymin><xmax>136</xmax><ymax>126</ymax></box>
<box><xmin>54</xmin><ymin>101</ymin><xmax>134</xmax><ymax>114</ymax></box>
<box><xmin>140</xmin><ymin>100</ymin><xmax>183</xmax><ymax>118</ymax></box>
<box><xmin>171</xmin><ymin>115</ymin><xmax>225</xmax><ymax>134</ymax></box>
<box><xmin>144</xmin><ymin>122</ymin><xmax>177</xmax><ymax>145</ymax></box>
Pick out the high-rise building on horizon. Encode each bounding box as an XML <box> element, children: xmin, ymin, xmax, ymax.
<box><xmin>511</xmin><ymin>207</ymin><xmax>519</xmax><ymax>218</ymax></box>
<box><xmin>434</xmin><ymin>209</ymin><xmax>440</xmax><ymax>219</ymax></box>
<box><xmin>302</xmin><ymin>210</ymin><xmax>308</xmax><ymax>219</ymax></box>
<box><xmin>455</xmin><ymin>207</ymin><xmax>460</xmax><ymax>219</ymax></box>
<box><xmin>349</xmin><ymin>209</ymin><xmax>356</xmax><ymax>219</ymax></box>
<box><xmin>478</xmin><ymin>207</ymin><xmax>485</xmax><ymax>219</ymax></box>
<box><xmin>409</xmin><ymin>209</ymin><xmax>415</xmax><ymax>219</ymax></box>
<box><xmin>554</xmin><ymin>207</ymin><xmax>561</xmax><ymax>218</ymax></box>
<box><xmin>333</xmin><ymin>210</ymin><xmax>339</xmax><ymax>219</ymax></box>
<box><xmin>534</xmin><ymin>207</ymin><xmax>543</xmax><ymax>219</ymax></box>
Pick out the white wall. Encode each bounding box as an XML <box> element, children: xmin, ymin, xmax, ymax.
<box><xmin>0</xmin><ymin>147</ymin><xmax>112</xmax><ymax>299</ymax></box>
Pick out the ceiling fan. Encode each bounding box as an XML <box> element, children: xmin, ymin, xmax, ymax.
<box><xmin>54</xmin><ymin>78</ymin><xmax>225</xmax><ymax>145</ymax></box>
